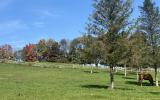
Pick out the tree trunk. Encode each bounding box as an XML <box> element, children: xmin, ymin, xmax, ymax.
<box><xmin>137</xmin><ymin>68</ymin><xmax>139</xmax><ymax>81</ymax></box>
<box><xmin>110</xmin><ymin>65</ymin><xmax>114</xmax><ymax>89</ymax></box>
<box><xmin>140</xmin><ymin>67</ymin><xmax>143</xmax><ymax>86</ymax></box>
<box><xmin>124</xmin><ymin>64</ymin><xmax>127</xmax><ymax>77</ymax></box>
<box><xmin>91</xmin><ymin>66</ymin><xmax>93</xmax><ymax>74</ymax></box>
<box><xmin>155</xmin><ymin>67</ymin><xmax>159</xmax><ymax>86</ymax></box>
<box><xmin>115</xmin><ymin>66</ymin><xmax>117</xmax><ymax>73</ymax></box>
<box><xmin>95</xmin><ymin>63</ymin><xmax>98</xmax><ymax>68</ymax></box>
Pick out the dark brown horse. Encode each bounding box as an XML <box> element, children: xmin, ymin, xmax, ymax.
<box><xmin>138</xmin><ymin>73</ymin><xmax>154</xmax><ymax>86</ymax></box>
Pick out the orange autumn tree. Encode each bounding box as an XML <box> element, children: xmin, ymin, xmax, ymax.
<box><xmin>23</xmin><ymin>44</ymin><xmax>37</xmax><ymax>62</ymax></box>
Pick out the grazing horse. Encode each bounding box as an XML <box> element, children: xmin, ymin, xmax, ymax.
<box><xmin>138</xmin><ymin>73</ymin><xmax>154</xmax><ymax>86</ymax></box>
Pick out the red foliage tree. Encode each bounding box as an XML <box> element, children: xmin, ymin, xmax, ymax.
<box><xmin>23</xmin><ymin>44</ymin><xmax>37</xmax><ymax>62</ymax></box>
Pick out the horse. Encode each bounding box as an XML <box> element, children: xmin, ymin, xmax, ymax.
<box><xmin>138</xmin><ymin>73</ymin><xmax>154</xmax><ymax>86</ymax></box>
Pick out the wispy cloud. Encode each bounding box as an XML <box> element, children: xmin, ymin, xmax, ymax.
<box><xmin>33</xmin><ymin>9</ymin><xmax>60</xmax><ymax>19</ymax></box>
<box><xmin>7</xmin><ymin>40</ymin><xmax>26</xmax><ymax>44</ymax></box>
<box><xmin>33</xmin><ymin>22</ymin><xmax>45</xmax><ymax>28</ymax></box>
<box><xmin>0</xmin><ymin>40</ymin><xmax>27</xmax><ymax>49</ymax></box>
<box><xmin>9</xmin><ymin>40</ymin><xmax>26</xmax><ymax>47</ymax></box>
<box><xmin>41</xmin><ymin>10</ymin><xmax>55</xmax><ymax>17</ymax></box>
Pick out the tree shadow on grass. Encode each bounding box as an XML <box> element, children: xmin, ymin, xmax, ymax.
<box><xmin>83</xmin><ymin>71</ymin><xmax>99</xmax><ymax>74</ymax></box>
<box><xmin>125</xmin><ymin>81</ymin><xmax>139</xmax><ymax>86</ymax></box>
<box><xmin>114</xmin><ymin>87</ymin><xmax>135</xmax><ymax>91</ymax></box>
<box><xmin>81</xmin><ymin>84</ymin><xmax>135</xmax><ymax>91</ymax></box>
<box><xmin>142</xmin><ymin>82</ymin><xmax>154</xmax><ymax>86</ymax></box>
<box><xmin>122</xmin><ymin>76</ymin><xmax>136</xmax><ymax>80</ymax></box>
<box><xmin>128</xmin><ymin>72</ymin><xmax>137</xmax><ymax>75</ymax></box>
<box><xmin>81</xmin><ymin>85</ymin><xmax>109</xmax><ymax>89</ymax></box>
<box><xmin>125</xmin><ymin>81</ymin><xmax>153</xmax><ymax>86</ymax></box>
<box><xmin>149</xmin><ymin>92</ymin><xmax>160</xmax><ymax>95</ymax></box>
<box><xmin>115</xmin><ymin>72</ymin><xmax>124</xmax><ymax>76</ymax></box>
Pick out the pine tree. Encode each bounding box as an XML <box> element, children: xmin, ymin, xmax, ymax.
<box><xmin>139</xmin><ymin>0</ymin><xmax>160</xmax><ymax>86</ymax></box>
<box><xmin>117</xmin><ymin>32</ymin><xmax>131</xmax><ymax>77</ymax></box>
<box><xmin>87</xmin><ymin>0</ymin><xmax>133</xmax><ymax>89</ymax></box>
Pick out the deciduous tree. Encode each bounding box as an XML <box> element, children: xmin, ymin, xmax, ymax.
<box><xmin>23</xmin><ymin>44</ymin><xmax>37</xmax><ymax>62</ymax></box>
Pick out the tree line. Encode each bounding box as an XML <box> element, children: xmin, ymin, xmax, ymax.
<box><xmin>0</xmin><ymin>0</ymin><xmax>160</xmax><ymax>89</ymax></box>
<box><xmin>84</xmin><ymin>0</ymin><xmax>160</xmax><ymax>88</ymax></box>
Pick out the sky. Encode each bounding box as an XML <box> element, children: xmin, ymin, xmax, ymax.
<box><xmin>0</xmin><ymin>0</ymin><xmax>160</xmax><ymax>49</ymax></box>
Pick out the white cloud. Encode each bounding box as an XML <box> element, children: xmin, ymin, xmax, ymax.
<box><xmin>7</xmin><ymin>40</ymin><xmax>26</xmax><ymax>44</ymax></box>
<box><xmin>42</xmin><ymin>10</ymin><xmax>54</xmax><ymax>17</ymax></box>
<box><xmin>0</xmin><ymin>40</ymin><xmax>27</xmax><ymax>49</ymax></box>
<box><xmin>9</xmin><ymin>41</ymin><xmax>26</xmax><ymax>48</ymax></box>
<box><xmin>33</xmin><ymin>22</ymin><xmax>45</xmax><ymax>28</ymax></box>
<box><xmin>33</xmin><ymin>9</ymin><xmax>60</xmax><ymax>19</ymax></box>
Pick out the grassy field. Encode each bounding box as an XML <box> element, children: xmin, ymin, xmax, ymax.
<box><xmin>0</xmin><ymin>63</ymin><xmax>160</xmax><ymax>100</ymax></box>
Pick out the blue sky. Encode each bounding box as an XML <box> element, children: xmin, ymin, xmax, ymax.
<box><xmin>0</xmin><ymin>0</ymin><xmax>160</xmax><ymax>49</ymax></box>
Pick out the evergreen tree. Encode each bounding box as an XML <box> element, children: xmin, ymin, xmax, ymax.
<box><xmin>87</xmin><ymin>0</ymin><xmax>133</xmax><ymax>88</ymax></box>
<box><xmin>117</xmin><ymin>32</ymin><xmax>132</xmax><ymax>77</ymax></box>
<box><xmin>130</xmin><ymin>32</ymin><xmax>149</xmax><ymax>81</ymax></box>
<box><xmin>139</xmin><ymin>0</ymin><xmax>160</xmax><ymax>86</ymax></box>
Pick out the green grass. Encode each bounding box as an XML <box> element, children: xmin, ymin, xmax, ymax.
<box><xmin>0</xmin><ymin>63</ymin><xmax>160</xmax><ymax>100</ymax></box>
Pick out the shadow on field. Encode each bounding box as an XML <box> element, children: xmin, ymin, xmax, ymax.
<box><xmin>128</xmin><ymin>72</ymin><xmax>137</xmax><ymax>75</ymax></box>
<box><xmin>122</xmin><ymin>77</ymin><xmax>136</xmax><ymax>80</ymax></box>
<box><xmin>83</xmin><ymin>71</ymin><xmax>100</xmax><ymax>74</ymax></box>
<box><xmin>125</xmin><ymin>81</ymin><xmax>153</xmax><ymax>86</ymax></box>
<box><xmin>114</xmin><ymin>87</ymin><xmax>135</xmax><ymax>91</ymax></box>
<box><xmin>81</xmin><ymin>85</ymin><xmax>109</xmax><ymax>89</ymax></box>
<box><xmin>142</xmin><ymin>82</ymin><xmax>153</xmax><ymax>86</ymax></box>
<box><xmin>125</xmin><ymin>81</ymin><xmax>139</xmax><ymax>86</ymax></box>
<box><xmin>115</xmin><ymin>72</ymin><xmax>124</xmax><ymax>76</ymax></box>
<box><xmin>149</xmin><ymin>92</ymin><xmax>160</xmax><ymax>95</ymax></box>
<box><xmin>81</xmin><ymin>85</ymin><xmax>135</xmax><ymax>90</ymax></box>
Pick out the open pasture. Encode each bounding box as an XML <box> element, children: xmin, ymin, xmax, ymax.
<box><xmin>0</xmin><ymin>63</ymin><xmax>160</xmax><ymax>100</ymax></box>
